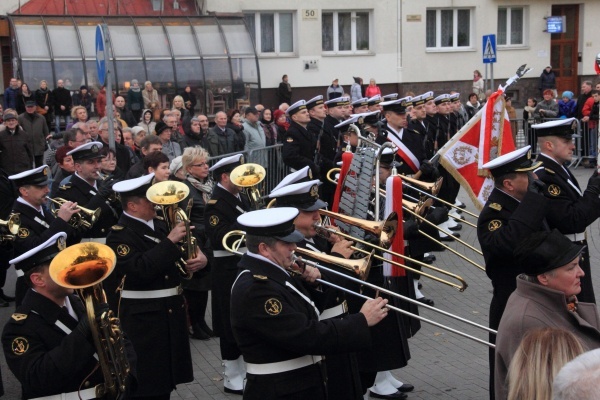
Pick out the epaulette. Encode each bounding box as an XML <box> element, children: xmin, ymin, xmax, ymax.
<box><xmin>253</xmin><ymin>275</ymin><xmax>268</xmax><ymax>281</ymax></box>
<box><xmin>111</xmin><ymin>225</ymin><xmax>124</xmax><ymax>231</ymax></box>
<box><xmin>10</xmin><ymin>313</ymin><xmax>28</xmax><ymax>324</ymax></box>
<box><xmin>207</xmin><ymin>199</ymin><xmax>218</xmax><ymax>205</ymax></box>
<box><xmin>59</xmin><ymin>184</ymin><xmax>72</xmax><ymax>190</ymax></box>
<box><xmin>544</xmin><ymin>168</ymin><xmax>555</xmax><ymax>175</ymax></box>
<box><xmin>489</xmin><ymin>203</ymin><xmax>502</xmax><ymax>211</ymax></box>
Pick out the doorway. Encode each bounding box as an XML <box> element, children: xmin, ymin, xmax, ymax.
<box><xmin>550</xmin><ymin>4</ymin><xmax>579</xmax><ymax>94</ymax></box>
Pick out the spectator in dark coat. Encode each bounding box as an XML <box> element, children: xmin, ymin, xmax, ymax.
<box><xmin>204</xmin><ymin>111</ymin><xmax>237</xmax><ymax>157</ymax></box>
<box><xmin>126</xmin><ymin>79</ymin><xmax>145</xmax><ymax>123</ymax></box>
<box><xmin>276</xmin><ymin>74</ymin><xmax>292</xmax><ymax>106</ymax></box>
<box><xmin>576</xmin><ymin>81</ymin><xmax>593</xmax><ymax>120</ymax></box>
<box><xmin>72</xmin><ymin>85</ymin><xmax>93</xmax><ymax>116</ymax></box>
<box><xmin>52</xmin><ymin>79</ymin><xmax>73</xmax><ymax>134</ymax></box>
<box><xmin>226</xmin><ymin>109</ymin><xmax>245</xmax><ymax>151</ymax></box>
<box><xmin>539</xmin><ymin>65</ymin><xmax>557</xmax><ymax>97</ymax></box>
<box><xmin>181</xmin><ymin>86</ymin><xmax>197</xmax><ymax>114</ymax></box>
<box><xmin>16</xmin><ymin>83</ymin><xmax>35</xmax><ymax>115</ymax></box>
<box><xmin>3</xmin><ymin>78</ymin><xmax>19</xmax><ymax>110</ymax></box>
<box><xmin>97</xmin><ymin>117</ymin><xmax>132</xmax><ymax>174</ymax></box>
<box><xmin>35</xmin><ymin>80</ymin><xmax>53</xmax><ymax>131</ymax></box>
<box><xmin>17</xmin><ymin>101</ymin><xmax>49</xmax><ymax>167</ymax></box>
<box><xmin>0</xmin><ymin>112</ymin><xmax>33</xmax><ymax>175</ymax></box>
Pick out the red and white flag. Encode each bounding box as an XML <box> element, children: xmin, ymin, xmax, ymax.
<box><xmin>438</xmin><ymin>89</ymin><xmax>515</xmax><ymax>210</ymax></box>
<box><xmin>383</xmin><ymin>175</ymin><xmax>405</xmax><ymax>277</ymax></box>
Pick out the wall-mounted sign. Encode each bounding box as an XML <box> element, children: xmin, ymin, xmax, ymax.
<box><xmin>546</xmin><ymin>16</ymin><xmax>566</xmax><ymax>34</ymax></box>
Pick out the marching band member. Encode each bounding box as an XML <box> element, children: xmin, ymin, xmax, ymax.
<box><xmin>533</xmin><ymin>118</ymin><xmax>600</xmax><ymax>304</ymax></box>
<box><xmin>367</xmin><ymin>95</ymin><xmax>383</xmax><ymax>113</ymax></box>
<box><xmin>9</xmin><ymin>165</ymin><xmax>81</xmax><ymax>306</ymax></box>
<box><xmin>352</xmin><ymin>97</ymin><xmax>369</xmax><ymax>114</ymax></box>
<box><xmin>269</xmin><ymin>178</ymin><xmax>361</xmax><ymax>400</ymax></box>
<box><xmin>477</xmin><ymin>145</ymin><xmax>550</xmax><ymax>400</ymax></box>
<box><xmin>230</xmin><ymin>207</ymin><xmax>388</xmax><ymax>400</ymax></box>
<box><xmin>282</xmin><ymin>100</ymin><xmax>319</xmax><ymax>177</ymax></box>
<box><xmin>106</xmin><ymin>173</ymin><xmax>206</xmax><ymax>399</ymax></box>
<box><xmin>59</xmin><ymin>142</ymin><xmax>120</xmax><ymax>243</ymax></box>
<box><xmin>2</xmin><ymin>232</ymin><xmax>137</xmax><ymax>399</ymax></box>
<box><xmin>322</xmin><ymin>97</ymin><xmax>350</xmax><ymax>204</ymax></box>
<box><xmin>204</xmin><ymin>154</ymin><xmax>251</xmax><ymax>395</ymax></box>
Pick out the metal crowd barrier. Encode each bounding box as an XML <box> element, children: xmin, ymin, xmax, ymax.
<box><xmin>207</xmin><ymin>144</ymin><xmax>290</xmax><ymax>193</ymax></box>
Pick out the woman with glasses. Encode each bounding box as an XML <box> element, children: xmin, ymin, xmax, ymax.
<box><xmin>99</xmin><ymin>146</ymin><xmax>125</xmax><ymax>180</ymax></box>
<box><xmin>179</xmin><ymin>146</ymin><xmax>214</xmax><ymax>340</ymax></box>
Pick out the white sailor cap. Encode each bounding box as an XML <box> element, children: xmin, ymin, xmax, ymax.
<box><xmin>351</xmin><ymin>97</ymin><xmax>369</xmax><ymax>107</ymax></box>
<box><xmin>367</xmin><ymin>95</ymin><xmax>382</xmax><ymax>106</ymax></box>
<box><xmin>325</xmin><ymin>96</ymin><xmax>350</xmax><ymax>108</ymax></box>
<box><xmin>272</xmin><ymin>166</ymin><xmax>313</xmax><ymax>193</ymax></box>
<box><xmin>410</xmin><ymin>94</ymin><xmax>426</xmax><ymax>106</ymax></box>
<box><xmin>482</xmin><ymin>145</ymin><xmax>542</xmax><ymax>178</ymax></box>
<box><xmin>9</xmin><ymin>165</ymin><xmax>50</xmax><ymax>187</ymax></box>
<box><xmin>67</xmin><ymin>141</ymin><xmax>104</xmax><ymax>161</ymax></box>
<box><xmin>449</xmin><ymin>93</ymin><xmax>461</xmax><ymax>101</ymax></box>
<box><xmin>209</xmin><ymin>154</ymin><xmax>244</xmax><ymax>175</ymax></box>
<box><xmin>532</xmin><ymin>117</ymin><xmax>580</xmax><ymax>139</ymax></box>
<box><xmin>286</xmin><ymin>100</ymin><xmax>307</xmax><ymax>116</ymax></box>
<box><xmin>381</xmin><ymin>98</ymin><xmax>410</xmax><ymax>114</ymax></box>
<box><xmin>421</xmin><ymin>91</ymin><xmax>435</xmax><ymax>102</ymax></box>
<box><xmin>113</xmin><ymin>173</ymin><xmax>155</xmax><ymax>197</ymax></box>
<box><xmin>269</xmin><ymin>179</ymin><xmax>327</xmax><ymax>212</ymax></box>
<box><xmin>380</xmin><ymin>147</ymin><xmax>402</xmax><ymax>168</ymax></box>
<box><xmin>335</xmin><ymin>115</ymin><xmax>363</xmax><ymax>131</ymax></box>
<box><xmin>434</xmin><ymin>94</ymin><xmax>451</xmax><ymax>105</ymax></box>
<box><xmin>382</xmin><ymin>93</ymin><xmax>399</xmax><ymax>101</ymax></box>
<box><xmin>354</xmin><ymin>110</ymin><xmax>381</xmax><ymax>125</ymax></box>
<box><xmin>10</xmin><ymin>232</ymin><xmax>67</xmax><ymax>276</ymax></box>
<box><xmin>237</xmin><ymin>207</ymin><xmax>304</xmax><ymax>243</ymax></box>
<box><xmin>306</xmin><ymin>95</ymin><xmax>324</xmax><ymax>110</ymax></box>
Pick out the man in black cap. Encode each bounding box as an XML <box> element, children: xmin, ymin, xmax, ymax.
<box><xmin>495</xmin><ymin>229</ymin><xmax>600</xmax><ymax>400</ymax></box>
<box><xmin>533</xmin><ymin>117</ymin><xmax>600</xmax><ymax>304</ymax></box>
<box><xmin>9</xmin><ymin>165</ymin><xmax>82</xmax><ymax>306</ymax></box>
<box><xmin>321</xmin><ymin>97</ymin><xmax>349</xmax><ymax>204</ymax></box>
<box><xmin>282</xmin><ymin>100</ymin><xmax>320</xmax><ymax>177</ymax></box>
<box><xmin>2</xmin><ymin>232</ymin><xmax>137</xmax><ymax>399</ymax></box>
<box><xmin>477</xmin><ymin>145</ymin><xmax>550</xmax><ymax>399</ymax></box>
<box><xmin>18</xmin><ymin>100</ymin><xmax>49</xmax><ymax>167</ymax></box>
<box><xmin>204</xmin><ymin>154</ymin><xmax>251</xmax><ymax>395</ymax></box>
<box><xmin>104</xmin><ymin>173</ymin><xmax>204</xmax><ymax>399</ymax></box>
<box><xmin>58</xmin><ymin>142</ymin><xmax>120</xmax><ymax>243</ymax></box>
<box><xmin>0</xmin><ymin>111</ymin><xmax>33</xmax><ymax>175</ymax></box>
<box><xmin>230</xmin><ymin>207</ymin><xmax>388</xmax><ymax>400</ymax></box>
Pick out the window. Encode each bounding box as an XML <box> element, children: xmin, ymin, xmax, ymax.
<box><xmin>322</xmin><ymin>11</ymin><xmax>371</xmax><ymax>53</ymax></box>
<box><xmin>426</xmin><ymin>9</ymin><xmax>472</xmax><ymax>49</ymax></box>
<box><xmin>498</xmin><ymin>7</ymin><xmax>525</xmax><ymax>46</ymax></box>
<box><xmin>244</xmin><ymin>12</ymin><xmax>295</xmax><ymax>55</ymax></box>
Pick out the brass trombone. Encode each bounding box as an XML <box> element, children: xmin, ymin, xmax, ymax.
<box><xmin>230</xmin><ymin>163</ymin><xmax>266</xmax><ymax>210</ymax></box>
<box><xmin>222</xmin><ymin>230</ymin><xmax>495</xmax><ymax>348</ymax></box>
<box><xmin>0</xmin><ymin>213</ymin><xmax>20</xmax><ymax>242</ymax></box>
<box><xmin>316</xmin><ymin>209</ymin><xmax>468</xmax><ymax>292</ymax></box>
<box><xmin>46</xmin><ymin>197</ymin><xmax>101</xmax><ymax>229</ymax></box>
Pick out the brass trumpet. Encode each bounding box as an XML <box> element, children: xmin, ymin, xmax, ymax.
<box><xmin>146</xmin><ymin>181</ymin><xmax>196</xmax><ymax>279</ymax></box>
<box><xmin>316</xmin><ymin>209</ymin><xmax>468</xmax><ymax>292</ymax></box>
<box><xmin>221</xmin><ymin>230</ymin><xmax>495</xmax><ymax>348</ymax></box>
<box><xmin>49</xmin><ymin>242</ymin><xmax>130</xmax><ymax>398</ymax></box>
<box><xmin>46</xmin><ymin>197</ymin><xmax>101</xmax><ymax>229</ymax></box>
<box><xmin>0</xmin><ymin>213</ymin><xmax>21</xmax><ymax>242</ymax></box>
<box><xmin>230</xmin><ymin>163</ymin><xmax>266</xmax><ymax>210</ymax></box>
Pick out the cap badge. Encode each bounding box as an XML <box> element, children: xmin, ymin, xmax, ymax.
<box><xmin>239</xmin><ymin>155</ymin><xmax>245</xmax><ymax>165</ymax></box>
<box><xmin>18</xmin><ymin>228</ymin><xmax>30</xmax><ymax>238</ymax></box>
<box><xmin>12</xmin><ymin>337</ymin><xmax>29</xmax><ymax>355</ymax></box>
<box><xmin>43</xmin><ymin>167</ymin><xmax>49</xmax><ymax>176</ymax></box>
<box><xmin>116</xmin><ymin>244</ymin><xmax>130</xmax><ymax>257</ymax></box>
<box><xmin>310</xmin><ymin>184</ymin><xmax>319</xmax><ymax>199</ymax></box>
<box><xmin>308</xmin><ymin>169</ymin><xmax>313</xmax><ymax>179</ymax></box>
<box><xmin>264</xmin><ymin>298</ymin><xmax>282</xmax><ymax>316</ymax></box>
<box><xmin>548</xmin><ymin>184</ymin><xmax>561</xmax><ymax>197</ymax></box>
<box><xmin>209</xmin><ymin>215</ymin><xmax>219</xmax><ymax>227</ymax></box>
<box><xmin>488</xmin><ymin>220</ymin><xmax>502</xmax><ymax>232</ymax></box>
<box><xmin>358</xmin><ymin>117</ymin><xmax>364</xmax><ymax>125</ymax></box>
<box><xmin>526</xmin><ymin>149</ymin><xmax>531</xmax><ymax>160</ymax></box>
<box><xmin>91</xmin><ymin>144</ymin><xmax>99</xmax><ymax>153</ymax></box>
<box><xmin>57</xmin><ymin>236</ymin><xmax>66</xmax><ymax>251</ymax></box>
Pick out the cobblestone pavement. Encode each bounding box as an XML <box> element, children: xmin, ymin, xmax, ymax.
<box><xmin>1</xmin><ymin>165</ymin><xmax>599</xmax><ymax>399</ymax></box>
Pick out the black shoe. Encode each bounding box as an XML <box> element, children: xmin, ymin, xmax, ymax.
<box><xmin>369</xmin><ymin>390</ymin><xmax>407</xmax><ymax>399</ymax></box>
<box><xmin>448</xmin><ymin>223</ymin><xmax>462</xmax><ymax>231</ymax></box>
<box><xmin>0</xmin><ymin>291</ymin><xmax>15</xmax><ymax>302</ymax></box>
<box><xmin>423</xmin><ymin>254</ymin><xmax>436</xmax><ymax>264</ymax></box>
<box><xmin>398</xmin><ymin>383</ymin><xmax>414</xmax><ymax>393</ymax></box>
<box><xmin>439</xmin><ymin>233</ymin><xmax>457</xmax><ymax>242</ymax></box>
<box><xmin>417</xmin><ymin>297</ymin><xmax>435</xmax><ymax>307</ymax></box>
<box><xmin>198</xmin><ymin>319</ymin><xmax>215</xmax><ymax>337</ymax></box>
<box><xmin>0</xmin><ymin>298</ymin><xmax>9</xmax><ymax>308</ymax></box>
<box><xmin>224</xmin><ymin>387</ymin><xmax>244</xmax><ymax>395</ymax></box>
<box><xmin>417</xmin><ymin>282</ymin><xmax>423</xmax><ymax>289</ymax></box>
<box><xmin>190</xmin><ymin>324</ymin><xmax>211</xmax><ymax>340</ymax></box>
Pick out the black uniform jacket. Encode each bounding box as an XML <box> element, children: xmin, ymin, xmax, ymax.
<box><xmin>2</xmin><ymin>291</ymin><xmax>107</xmax><ymax>399</ymax></box>
<box><xmin>58</xmin><ymin>174</ymin><xmax>119</xmax><ymax>238</ymax></box>
<box><xmin>105</xmin><ymin>214</ymin><xmax>193</xmax><ymax>396</ymax></box>
<box><xmin>376</xmin><ymin>124</ymin><xmax>426</xmax><ymax>176</ymax></box>
<box><xmin>282</xmin><ymin>120</ymin><xmax>319</xmax><ymax>176</ymax></box>
<box><xmin>477</xmin><ymin>189</ymin><xmax>549</xmax><ymax>330</ymax></box>
<box><xmin>534</xmin><ymin>153</ymin><xmax>600</xmax><ymax>303</ymax></box>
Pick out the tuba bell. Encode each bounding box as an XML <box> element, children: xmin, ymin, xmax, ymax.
<box><xmin>49</xmin><ymin>243</ymin><xmax>130</xmax><ymax>399</ymax></box>
<box><xmin>146</xmin><ymin>180</ymin><xmax>196</xmax><ymax>279</ymax></box>
<box><xmin>229</xmin><ymin>163</ymin><xmax>266</xmax><ymax>210</ymax></box>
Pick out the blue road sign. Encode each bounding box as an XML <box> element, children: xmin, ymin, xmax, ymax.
<box><xmin>482</xmin><ymin>34</ymin><xmax>497</xmax><ymax>64</ymax></box>
<box><xmin>96</xmin><ymin>25</ymin><xmax>106</xmax><ymax>86</ymax></box>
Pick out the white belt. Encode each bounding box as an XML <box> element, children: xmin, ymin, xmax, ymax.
<box><xmin>214</xmin><ymin>247</ymin><xmax>247</xmax><ymax>258</ymax></box>
<box><xmin>319</xmin><ymin>301</ymin><xmax>348</xmax><ymax>320</ymax></box>
<box><xmin>565</xmin><ymin>232</ymin><xmax>585</xmax><ymax>242</ymax></box>
<box><xmin>246</xmin><ymin>355</ymin><xmax>323</xmax><ymax>375</ymax></box>
<box><xmin>80</xmin><ymin>238</ymin><xmax>107</xmax><ymax>244</ymax></box>
<box><xmin>121</xmin><ymin>286</ymin><xmax>181</xmax><ymax>299</ymax></box>
<box><xmin>30</xmin><ymin>387</ymin><xmax>98</xmax><ymax>400</ymax></box>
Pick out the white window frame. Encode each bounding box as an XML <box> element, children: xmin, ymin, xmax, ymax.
<box><xmin>321</xmin><ymin>10</ymin><xmax>374</xmax><ymax>55</ymax></box>
<box><xmin>497</xmin><ymin>6</ymin><xmax>528</xmax><ymax>48</ymax></box>
<box><xmin>244</xmin><ymin>11</ymin><xmax>297</xmax><ymax>57</ymax></box>
<box><xmin>426</xmin><ymin>8</ymin><xmax>474</xmax><ymax>51</ymax></box>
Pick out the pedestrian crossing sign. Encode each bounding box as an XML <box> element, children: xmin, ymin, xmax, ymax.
<box><xmin>483</xmin><ymin>34</ymin><xmax>497</xmax><ymax>64</ymax></box>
